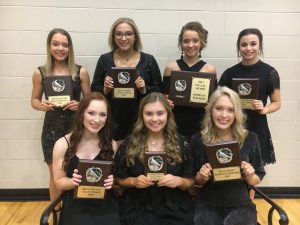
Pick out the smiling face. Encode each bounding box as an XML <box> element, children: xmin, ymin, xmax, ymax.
<box><xmin>50</xmin><ymin>33</ymin><xmax>69</xmax><ymax>62</ymax></box>
<box><xmin>83</xmin><ymin>100</ymin><xmax>108</xmax><ymax>135</ymax></box>
<box><xmin>211</xmin><ymin>95</ymin><xmax>235</xmax><ymax>134</ymax></box>
<box><xmin>114</xmin><ymin>22</ymin><xmax>135</xmax><ymax>52</ymax></box>
<box><xmin>181</xmin><ymin>30</ymin><xmax>202</xmax><ymax>58</ymax></box>
<box><xmin>239</xmin><ymin>34</ymin><xmax>261</xmax><ymax>64</ymax></box>
<box><xmin>143</xmin><ymin>101</ymin><xmax>168</xmax><ymax>135</ymax></box>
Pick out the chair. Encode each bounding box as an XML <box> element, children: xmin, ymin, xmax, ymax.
<box><xmin>40</xmin><ymin>186</ymin><xmax>289</xmax><ymax>225</ymax></box>
<box><xmin>40</xmin><ymin>192</ymin><xmax>64</xmax><ymax>225</ymax></box>
<box><xmin>251</xmin><ymin>185</ymin><xmax>289</xmax><ymax>225</ymax></box>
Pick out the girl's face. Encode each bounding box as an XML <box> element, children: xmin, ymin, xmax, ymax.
<box><xmin>211</xmin><ymin>95</ymin><xmax>235</xmax><ymax>134</ymax></box>
<box><xmin>83</xmin><ymin>100</ymin><xmax>107</xmax><ymax>135</ymax></box>
<box><xmin>143</xmin><ymin>101</ymin><xmax>168</xmax><ymax>135</ymax></box>
<box><xmin>50</xmin><ymin>33</ymin><xmax>69</xmax><ymax>62</ymax></box>
<box><xmin>181</xmin><ymin>30</ymin><xmax>202</xmax><ymax>58</ymax></box>
<box><xmin>239</xmin><ymin>34</ymin><xmax>261</xmax><ymax>64</ymax></box>
<box><xmin>114</xmin><ymin>22</ymin><xmax>135</xmax><ymax>52</ymax></box>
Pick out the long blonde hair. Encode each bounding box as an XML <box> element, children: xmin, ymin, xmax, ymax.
<box><xmin>45</xmin><ymin>28</ymin><xmax>77</xmax><ymax>78</ymax></box>
<box><xmin>126</xmin><ymin>92</ymin><xmax>181</xmax><ymax>166</ymax></box>
<box><xmin>201</xmin><ymin>86</ymin><xmax>248</xmax><ymax>147</ymax></box>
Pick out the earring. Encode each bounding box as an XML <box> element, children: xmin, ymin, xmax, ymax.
<box><xmin>199</xmin><ymin>50</ymin><xmax>202</xmax><ymax>58</ymax></box>
<box><xmin>181</xmin><ymin>50</ymin><xmax>184</xmax><ymax>60</ymax></box>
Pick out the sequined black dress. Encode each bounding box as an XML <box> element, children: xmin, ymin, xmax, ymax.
<box><xmin>39</xmin><ymin>65</ymin><xmax>82</xmax><ymax>163</ymax></box>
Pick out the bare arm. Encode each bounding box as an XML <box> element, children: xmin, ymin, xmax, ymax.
<box><xmin>53</xmin><ymin>135</ymin><xmax>76</xmax><ymax>191</ymax></box>
<box><xmin>241</xmin><ymin>161</ymin><xmax>262</xmax><ymax>186</ymax></box>
<box><xmin>254</xmin><ymin>89</ymin><xmax>281</xmax><ymax>115</ymax></box>
<box><xmin>158</xmin><ymin>174</ymin><xmax>194</xmax><ymax>191</ymax></box>
<box><xmin>80</xmin><ymin>67</ymin><xmax>91</xmax><ymax>96</ymax></box>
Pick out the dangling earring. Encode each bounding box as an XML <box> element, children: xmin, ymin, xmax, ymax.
<box><xmin>181</xmin><ymin>50</ymin><xmax>184</xmax><ymax>60</ymax></box>
<box><xmin>199</xmin><ymin>50</ymin><xmax>202</xmax><ymax>59</ymax></box>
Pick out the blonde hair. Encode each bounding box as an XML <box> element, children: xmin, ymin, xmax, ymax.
<box><xmin>126</xmin><ymin>92</ymin><xmax>181</xmax><ymax>166</ymax></box>
<box><xmin>45</xmin><ymin>28</ymin><xmax>77</xmax><ymax>79</ymax></box>
<box><xmin>108</xmin><ymin>17</ymin><xmax>143</xmax><ymax>51</ymax></box>
<box><xmin>201</xmin><ymin>86</ymin><xmax>248</xmax><ymax>147</ymax></box>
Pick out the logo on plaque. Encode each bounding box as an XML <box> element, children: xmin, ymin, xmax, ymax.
<box><xmin>117</xmin><ymin>71</ymin><xmax>131</xmax><ymax>84</ymax></box>
<box><xmin>216</xmin><ymin>148</ymin><xmax>233</xmax><ymax>164</ymax></box>
<box><xmin>238</xmin><ymin>82</ymin><xmax>252</xmax><ymax>96</ymax></box>
<box><xmin>86</xmin><ymin>167</ymin><xmax>103</xmax><ymax>183</ymax></box>
<box><xmin>51</xmin><ymin>79</ymin><xmax>66</xmax><ymax>92</ymax></box>
<box><xmin>148</xmin><ymin>155</ymin><xmax>164</xmax><ymax>172</ymax></box>
<box><xmin>175</xmin><ymin>80</ymin><xmax>187</xmax><ymax>92</ymax></box>
<box><xmin>206</xmin><ymin>141</ymin><xmax>241</xmax><ymax>182</ymax></box>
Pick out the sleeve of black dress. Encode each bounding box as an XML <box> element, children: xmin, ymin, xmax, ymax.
<box><xmin>267</xmin><ymin>67</ymin><xmax>280</xmax><ymax>95</ymax></box>
<box><xmin>248</xmin><ymin>132</ymin><xmax>266</xmax><ymax>181</ymax></box>
<box><xmin>218</xmin><ymin>68</ymin><xmax>231</xmax><ymax>87</ymax></box>
<box><xmin>162</xmin><ymin>76</ymin><xmax>170</xmax><ymax>94</ymax></box>
<box><xmin>145</xmin><ymin>56</ymin><xmax>163</xmax><ymax>93</ymax></box>
<box><xmin>179</xmin><ymin>137</ymin><xmax>195</xmax><ymax>177</ymax></box>
<box><xmin>190</xmin><ymin>133</ymin><xmax>207</xmax><ymax>174</ymax></box>
<box><xmin>113</xmin><ymin>141</ymin><xmax>129</xmax><ymax>179</ymax></box>
<box><xmin>91</xmin><ymin>56</ymin><xmax>105</xmax><ymax>93</ymax></box>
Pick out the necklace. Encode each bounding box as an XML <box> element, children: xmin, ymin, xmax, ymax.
<box><xmin>116</xmin><ymin>50</ymin><xmax>136</xmax><ymax>61</ymax></box>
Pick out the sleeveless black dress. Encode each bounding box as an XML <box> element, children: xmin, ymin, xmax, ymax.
<box><xmin>163</xmin><ymin>59</ymin><xmax>214</xmax><ymax>141</ymax></box>
<box><xmin>59</xmin><ymin>154</ymin><xmax>121</xmax><ymax>225</ymax></box>
<box><xmin>39</xmin><ymin>65</ymin><xmax>81</xmax><ymax>163</ymax></box>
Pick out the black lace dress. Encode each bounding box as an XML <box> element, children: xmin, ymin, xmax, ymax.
<box><xmin>59</xmin><ymin>155</ymin><xmax>120</xmax><ymax>225</ymax></box>
<box><xmin>114</xmin><ymin>137</ymin><xmax>195</xmax><ymax>225</ymax></box>
<box><xmin>91</xmin><ymin>51</ymin><xmax>163</xmax><ymax>141</ymax></box>
<box><xmin>39</xmin><ymin>65</ymin><xmax>81</xmax><ymax>163</ymax></box>
<box><xmin>218</xmin><ymin>60</ymin><xmax>280</xmax><ymax>164</ymax></box>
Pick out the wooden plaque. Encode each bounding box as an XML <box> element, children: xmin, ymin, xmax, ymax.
<box><xmin>232</xmin><ymin>78</ymin><xmax>259</xmax><ymax>109</ymax></box>
<box><xmin>206</xmin><ymin>141</ymin><xmax>241</xmax><ymax>182</ymax></box>
<box><xmin>169</xmin><ymin>70</ymin><xmax>216</xmax><ymax>108</ymax></box>
<box><xmin>74</xmin><ymin>159</ymin><xmax>112</xmax><ymax>199</ymax></box>
<box><xmin>144</xmin><ymin>151</ymin><xmax>167</xmax><ymax>181</ymax></box>
<box><xmin>111</xmin><ymin>67</ymin><xmax>138</xmax><ymax>99</ymax></box>
<box><xmin>44</xmin><ymin>75</ymin><xmax>73</xmax><ymax>107</ymax></box>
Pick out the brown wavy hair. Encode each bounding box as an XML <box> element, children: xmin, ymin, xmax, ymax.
<box><xmin>126</xmin><ymin>92</ymin><xmax>182</xmax><ymax>166</ymax></box>
<box><xmin>63</xmin><ymin>92</ymin><xmax>113</xmax><ymax>170</ymax></box>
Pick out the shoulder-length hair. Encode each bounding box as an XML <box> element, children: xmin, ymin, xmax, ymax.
<box><xmin>108</xmin><ymin>17</ymin><xmax>143</xmax><ymax>51</ymax></box>
<box><xmin>201</xmin><ymin>86</ymin><xmax>248</xmax><ymax>147</ymax></box>
<box><xmin>63</xmin><ymin>92</ymin><xmax>113</xmax><ymax>171</ymax></box>
<box><xmin>45</xmin><ymin>28</ymin><xmax>77</xmax><ymax>78</ymax></box>
<box><xmin>126</xmin><ymin>92</ymin><xmax>181</xmax><ymax>166</ymax></box>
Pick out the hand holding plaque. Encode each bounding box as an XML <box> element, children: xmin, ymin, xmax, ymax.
<box><xmin>111</xmin><ymin>67</ymin><xmax>138</xmax><ymax>99</ymax></box>
<box><xmin>169</xmin><ymin>71</ymin><xmax>216</xmax><ymax>108</ymax></box>
<box><xmin>205</xmin><ymin>141</ymin><xmax>241</xmax><ymax>182</ymax></box>
<box><xmin>74</xmin><ymin>159</ymin><xmax>112</xmax><ymax>199</ymax></box>
<box><xmin>232</xmin><ymin>78</ymin><xmax>259</xmax><ymax>109</ymax></box>
<box><xmin>44</xmin><ymin>75</ymin><xmax>73</xmax><ymax>107</ymax></box>
<box><xmin>144</xmin><ymin>151</ymin><xmax>167</xmax><ymax>181</ymax></box>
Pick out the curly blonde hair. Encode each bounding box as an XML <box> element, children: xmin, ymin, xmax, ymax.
<box><xmin>126</xmin><ymin>92</ymin><xmax>182</xmax><ymax>166</ymax></box>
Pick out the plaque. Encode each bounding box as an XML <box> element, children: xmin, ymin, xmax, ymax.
<box><xmin>206</xmin><ymin>141</ymin><xmax>241</xmax><ymax>182</ymax></box>
<box><xmin>232</xmin><ymin>78</ymin><xmax>259</xmax><ymax>109</ymax></box>
<box><xmin>111</xmin><ymin>67</ymin><xmax>138</xmax><ymax>99</ymax></box>
<box><xmin>144</xmin><ymin>151</ymin><xmax>167</xmax><ymax>181</ymax></box>
<box><xmin>169</xmin><ymin>70</ymin><xmax>216</xmax><ymax>107</ymax></box>
<box><xmin>44</xmin><ymin>75</ymin><xmax>73</xmax><ymax>107</ymax></box>
<box><xmin>74</xmin><ymin>159</ymin><xmax>112</xmax><ymax>199</ymax></box>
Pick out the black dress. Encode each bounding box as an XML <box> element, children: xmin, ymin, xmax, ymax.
<box><xmin>191</xmin><ymin>132</ymin><xmax>266</xmax><ymax>225</ymax></box>
<box><xmin>39</xmin><ymin>66</ymin><xmax>82</xmax><ymax>164</ymax></box>
<box><xmin>59</xmin><ymin>155</ymin><xmax>121</xmax><ymax>225</ymax></box>
<box><xmin>91</xmin><ymin>51</ymin><xmax>163</xmax><ymax>141</ymax></box>
<box><xmin>114</xmin><ymin>137</ymin><xmax>195</xmax><ymax>225</ymax></box>
<box><xmin>218</xmin><ymin>60</ymin><xmax>280</xmax><ymax>164</ymax></box>
<box><xmin>163</xmin><ymin>59</ymin><xmax>216</xmax><ymax>141</ymax></box>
